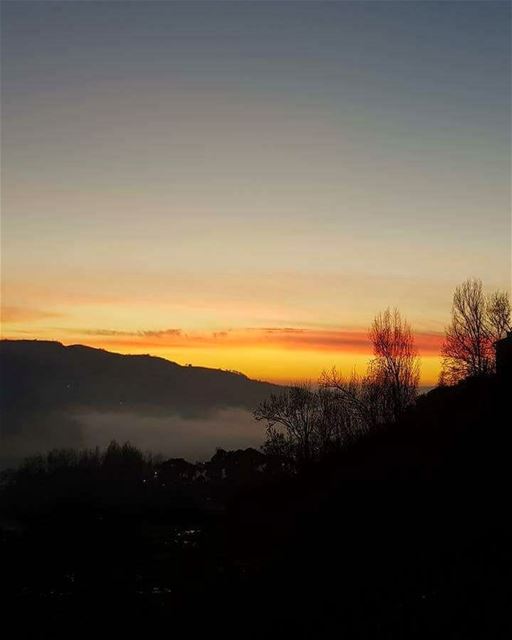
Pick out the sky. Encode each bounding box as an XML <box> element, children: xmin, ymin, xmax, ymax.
<box><xmin>1</xmin><ymin>0</ymin><xmax>511</xmax><ymax>384</ymax></box>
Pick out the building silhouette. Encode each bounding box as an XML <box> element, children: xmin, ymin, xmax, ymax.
<box><xmin>495</xmin><ymin>332</ymin><xmax>512</xmax><ymax>381</ymax></box>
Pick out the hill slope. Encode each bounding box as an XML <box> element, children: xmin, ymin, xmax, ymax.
<box><xmin>0</xmin><ymin>340</ymin><xmax>280</xmax><ymax>465</ymax></box>
<box><xmin>1</xmin><ymin>339</ymin><xmax>278</xmax><ymax>415</ymax></box>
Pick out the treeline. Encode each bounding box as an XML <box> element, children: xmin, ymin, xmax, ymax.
<box><xmin>0</xmin><ymin>441</ymin><xmax>290</xmax><ymax>517</ymax></box>
<box><xmin>254</xmin><ymin>278</ymin><xmax>510</xmax><ymax>464</ymax></box>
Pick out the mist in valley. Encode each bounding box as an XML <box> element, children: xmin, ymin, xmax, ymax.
<box><xmin>0</xmin><ymin>407</ymin><xmax>262</xmax><ymax>469</ymax></box>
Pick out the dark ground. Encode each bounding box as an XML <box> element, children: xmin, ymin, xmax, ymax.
<box><xmin>1</xmin><ymin>376</ymin><xmax>510</xmax><ymax>638</ymax></box>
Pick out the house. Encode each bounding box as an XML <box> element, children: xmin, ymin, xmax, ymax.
<box><xmin>495</xmin><ymin>332</ymin><xmax>512</xmax><ymax>381</ymax></box>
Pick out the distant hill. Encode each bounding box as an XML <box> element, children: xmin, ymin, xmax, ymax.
<box><xmin>0</xmin><ymin>339</ymin><xmax>279</xmax><ymax>416</ymax></box>
<box><xmin>0</xmin><ymin>340</ymin><xmax>280</xmax><ymax>466</ymax></box>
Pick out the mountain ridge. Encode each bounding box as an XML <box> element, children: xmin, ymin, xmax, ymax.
<box><xmin>0</xmin><ymin>339</ymin><xmax>281</xmax><ymax>466</ymax></box>
<box><xmin>0</xmin><ymin>339</ymin><xmax>280</xmax><ymax>414</ymax></box>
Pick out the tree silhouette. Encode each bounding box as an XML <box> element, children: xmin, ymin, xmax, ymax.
<box><xmin>368</xmin><ymin>308</ymin><xmax>420</xmax><ymax>422</ymax></box>
<box><xmin>320</xmin><ymin>368</ymin><xmax>378</xmax><ymax>432</ymax></box>
<box><xmin>321</xmin><ymin>309</ymin><xmax>420</xmax><ymax>427</ymax></box>
<box><xmin>441</xmin><ymin>279</ymin><xmax>511</xmax><ymax>384</ymax></box>
<box><xmin>487</xmin><ymin>290</ymin><xmax>511</xmax><ymax>343</ymax></box>
<box><xmin>256</xmin><ymin>310</ymin><xmax>420</xmax><ymax>461</ymax></box>
<box><xmin>254</xmin><ymin>383</ymin><xmax>319</xmax><ymax>463</ymax></box>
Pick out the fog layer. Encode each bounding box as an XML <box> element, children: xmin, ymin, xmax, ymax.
<box><xmin>1</xmin><ymin>407</ymin><xmax>262</xmax><ymax>468</ymax></box>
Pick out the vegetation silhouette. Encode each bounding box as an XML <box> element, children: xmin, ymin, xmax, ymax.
<box><xmin>0</xmin><ymin>279</ymin><xmax>511</xmax><ymax>638</ymax></box>
<box><xmin>441</xmin><ymin>278</ymin><xmax>511</xmax><ymax>384</ymax></box>
<box><xmin>255</xmin><ymin>308</ymin><xmax>420</xmax><ymax>463</ymax></box>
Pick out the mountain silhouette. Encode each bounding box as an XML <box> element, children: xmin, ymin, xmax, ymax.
<box><xmin>1</xmin><ymin>339</ymin><xmax>279</xmax><ymax>414</ymax></box>
<box><xmin>0</xmin><ymin>340</ymin><xmax>280</xmax><ymax>466</ymax></box>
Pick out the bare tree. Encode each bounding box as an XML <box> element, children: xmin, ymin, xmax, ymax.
<box><xmin>368</xmin><ymin>308</ymin><xmax>420</xmax><ymax>422</ymax></box>
<box><xmin>254</xmin><ymin>383</ymin><xmax>319</xmax><ymax>463</ymax></box>
<box><xmin>255</xmin><ymin>380</ymin><xmax>367</xmax><ymax>463</ymax></box>
<box><xmin>487</xmin><ymin>290</ymin><xmax>511</xmax><ymax>342</ymax></box>
<box><xmin>441</xmin><ymin>279</ymin><xmax>511</xmax><ymax>384</ymax></box>
<box><xmin>320</xmin><ymin>367</ymin><xmax>379</xmax><ymax>433</ymax></box>
<box><xmin>256</xmin><ymin>310</ymin><xmax>420</xmax><ymax>461</ymax></box>
<box><xmin>322</xmin><ymin>310</ymin><xmax>419</xmax><ymax>433</ymax></box>
<box><xmin>315</xmin><ymin>386</ymin><xmax>367</xmax><ymax>453</ymax></box>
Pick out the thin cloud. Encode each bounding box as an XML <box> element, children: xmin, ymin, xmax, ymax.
<box><xmin>60</xmin><ymin>326</ymin><xmax>444</xmax><ymax>356</ymax></box>
<box><xmin>1</xmin><ymin>306</ymin><xmax>64</xmax><ymax>324</ymax></box>
<box><xmin>140</xmin><ymin>329</ymin><xmax>183</xmax><ymax>338</ymax></box>
<box><xmin>71</xmin><ymin>328</ymin><xmax>182</xmax><ymax>338</ymax></box>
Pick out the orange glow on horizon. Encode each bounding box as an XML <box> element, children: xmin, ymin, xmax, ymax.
<box><xmin>1</xmin><ymin>325</ymin><xmax>444</xmax><ymax>386</ymax></box>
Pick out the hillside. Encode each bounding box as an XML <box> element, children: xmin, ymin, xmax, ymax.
<box><xmin>0</xmin><ymin>339</ymin><xmax>279</xmax><ymax>414</ymax></box>
<box><xmin>0</xmin><ymin>340</ymin><xmax>280</xmax><ymax>466</ymax></box>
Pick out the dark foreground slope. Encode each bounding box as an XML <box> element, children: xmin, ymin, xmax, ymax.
<box><xmin>0</xmin><ymin>340</ymin><xmax>279</xmax><ymax>465</ymax></box>
<box><xmin>1</xmin><ymin>376</ymin><xmax>510</xmax><ymax>638</ymax></box>
<box><xmin>224</xmin><ymin>376</ymin><xmax>511</xmax><ymax>638</ymax></box>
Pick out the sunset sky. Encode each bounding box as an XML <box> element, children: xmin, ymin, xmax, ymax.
<box><xmin>1</xmin><ymin>1</ymin><xmax>510</xmax><ymax>384</ymax></box>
